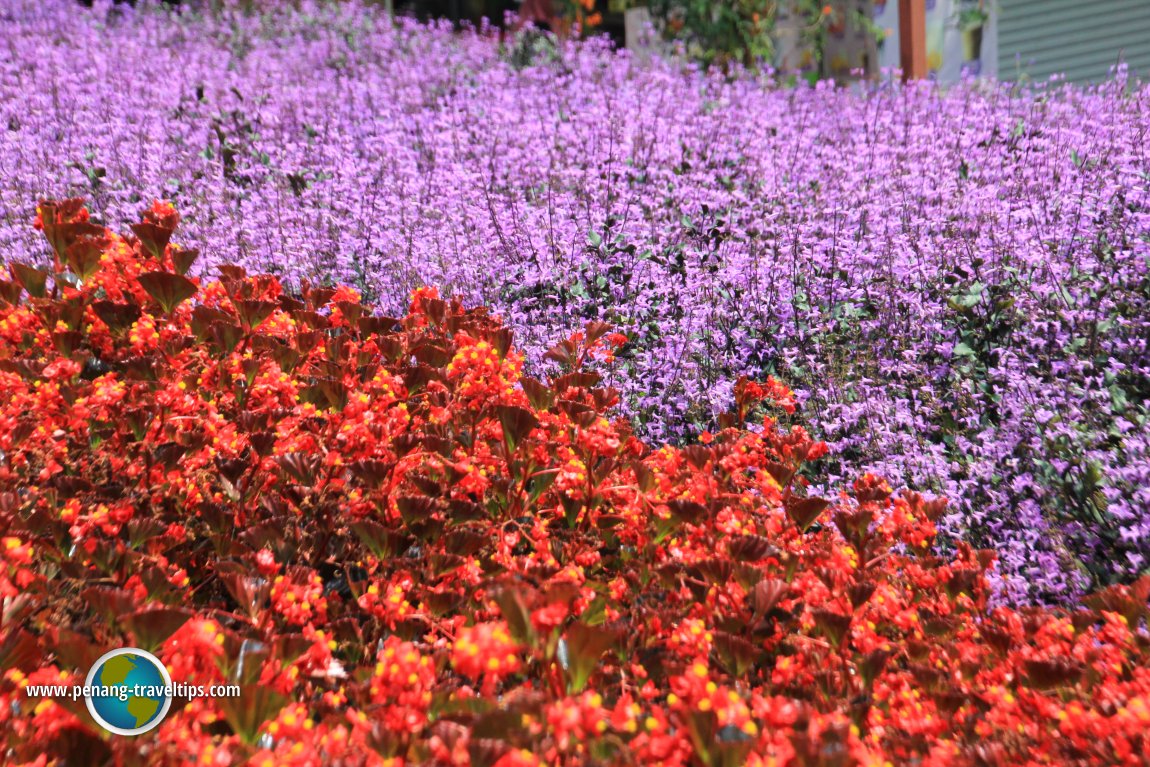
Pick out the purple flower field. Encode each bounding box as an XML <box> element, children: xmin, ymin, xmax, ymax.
<box><xmin>2</xmin><ymin>0</ymin><xmax>1148</xmax><ymax>602</ymax></box>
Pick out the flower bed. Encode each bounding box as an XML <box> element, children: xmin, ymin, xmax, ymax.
<box><xmin>2</xmin><ymin>2</ymin><xmax>1149</xmax><ymax>602</ymax></box>
<box><xmin>2</xmin><ymin>201</ymin><xmax>1149</xmax><ymax>765</ymax></box>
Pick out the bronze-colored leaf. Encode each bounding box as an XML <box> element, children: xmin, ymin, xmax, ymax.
<box><xmin>219</xmin><ymin>571</ymin><xmax>271</xmax><ymax>621</ymax></box>
<box><xmin>217</xmin><ymin>685</ymin><xmax>287</xmax><ymax>745</ymax></box>
<box><xmin>445</xmin><ymin>529</ymin><xmax>487</xmax><ymax>557</ymax></box>
<box><xmin>491</xmin><ymin>585</ymin><xmax>536</xmax><ymax>647</ymax></box>
<box><xmin>697</xmin><ymin>559</ymin><xmax>733</xmax><ymax>585</ymax></box>
<box><xmin>908</xmin><ymin>662</ymin><xmax>945</xmax><ymax>691</ymax></box>
<box><xmin>712</xmin><ymin>631</ymin><xmax>756</xmax><ymax>676</ymax></box>
<box><xmin>785</xmin><ymin>496</ymin><xmax>830</xmax><ymax>532</ymax></box>
<box><xmin>0</xmin><ymin>629</ymin><xmax>40</xmax><ymax>672</ymax></box>
<box><xmin>170</xmin><ymin>246</ymin><xmax>199</xmax><ymax>275</ymax></box>
<box><xmin>584</xmin><ymin>321</ymin><xmax>613</xmax><ymax>346</ymax></box>
<box><xmin>334</xmin><ymin>300</ymin><xmax>363</xmax><ymax>325</ymax></box>
<box><xmin>667</xmin><ymin>499</ymin><xmax>707</xmax><ymax>525</ymax></box>
<box><xmin>922</xmin><ymin>614</ymin><xmax>957</xmax><ymax>639</ymax></box>
<box><xmin>350</xmin><ymin>521</ymin><xmax>409</xmax><ymax>560</ymax></box>
<box><xmin>543</xmin><ymin>339</ymin><xmax>576</xmax><ymax>367</ymax></box>
<box><xmin>294</xmin><ymin>311</ymin><xmax>329</xmax><ymax>331</ymax></box>
<box><xmin>121</xmin><ymin>608</ymin><xmax>194</xmax><ymax>652</ymax></box>
<box><xmin>520</xmin><ymin>377</ymin><xmax>554</xmax><ymax>411</ymax></box>
<box><xmin>728</xmin><ymin>535</ymin><xmax>778</xmax><ymax>562</ymax></box>
<box><xmin>131</xmin><ymin>222</ymin><xmax>175</xmax><ymax>259</ymax></box>
<box><xmin>235</xmin><ymin>299</ymin><xmax>277</xmax><ymax>331</ymax></box>
<box><xmin>526</xmin><ymin>468</ymin><xmax>558</xmax><ymax>504</ymax></box>
<box><xmin>358</xmin><ymin>315</ymin><xmax>396</xmax><ymax>337</ymax></box>
<box><xmin>812</xmin><ymin>608</ymin><xmax>852</xmax><ymax>647</ymax></box>
<box><xmin>496</xmin><ymin>405</ymin><xmax>538</xmax><ymax>454</ymax></box>
<box><xmin>277</xmin><ymin>452</ymin><xmax>321</xmax><ymax>484</ymax></box>
<box><xmin>152</xmin><ymin>442</ymin><xmax>188</xmax><ymax>471</ymax></box>
<box><xmin>218</xmin><ymin>264</ymin><xmax>248</xmax><ymax>282</ymax></box>
<box><xmin>833</xmin><ymin>508</ymin><xmax>875</xmax><ymax>545</ymax></box>
<box><xmin>0</xmin><ymin>279</ymin><xmax>21</xmax><ymax>305</ymax></box>
<box><xmin>424</xmin><ymin>590</ymin><xmax>462</xmax><ymax>617</ymax></box>
<box><xmin>1023</xmin><ymin>658</ymin><xmax>1083</xmax><ymax>690</ymax></box>
<box><xmin>682</xmin><ymin>445</ymin><xmax>712</xmax><ymax>469</ymax></box>
<box><xmin>397</xmin><ymin>495</ymin><xmax>437</xmax><ymax>523</ymax></box>
<box><xmin>564</xmin><ymin>622</ymin><xmax>617</xmax><ymax>693</ymax></box>
<box><xmin>91</xmin><ymin>301</ymin><xmax>142</xmax><ymax>333</ymax></box>
<box><xmin>1070</xmin><ymin>609</ymin><xmax>1100</xmax><ymax>633</ymax></box>
<box><xmin>51</xmin><ymin>330</ymin><xmax>83</xmax><ymax>357</ymax></box>
<box><xmin>412</xmin><ymin>342</ymin><xmax>452</xmax><ymax>368</ymax></box>
<box><xmin>42</xmin><ymin>217</ymin><xmax>105</xmax><ymax>261</ymax></box>
<box><xmin>347</xmin><ymin>459</ymin><xmax>393</xmax><ymax>489</ymax></box>
<box><xmin>490</xmin><ymin>327</ymin><xmax>514</xmax><ymax>359</ymax></box>
<box><xmin>81</xmin><ymin>587</ymin><xmax>139</xmax><ymax>625</ymax></box>
<box><xmin>857</xmin><ymin>649</ymin><xmax>889</xmax><ymax>689</ymax></box>
<box><xmin>126</xmin><ymin>519</ymin><xmax>167</xmax><ymax>549</ymax></box>
<box><xmin>448</xmin><ymin>499</ymin><xmax>485</xmax><ymax>522</ymax></box>
<box><xmin>64</xmin><ymin>238</ymin><xmax>104</xmax><ymax>281</ymax></box>
<box><xmin>945</xmin><ymin>568</ymin><xmax>981</xmax><ymax>600</ymax></box>
<box><xmin>553</xmin><ymin>371</ymin><xmax>601</xmax><ymax>393</ymax></box>
<box><xmin>752</xmin><ymin>579</ymin><xmax>789</xmax><ymax>619</ymax></box>
<box><xmin>1083</xmin><ymin>577</ymin><xmax>1150</xmax><ymax>626</ymax></box>
<box><xmin>52</xmin><ymin>629</ymin><xmax>102</xmax><ymax>672</ymax></box>
<box><xmin>191</xmin><ymin>305</ymin><xmax>231</xmax><ymax>339</ymax></box>
<box><xmin>848</xmin><ymin>581</ymin><xmax>877</xmax><ymax>610</ymax></box>
<box><xmin>138</xmin><ymin>271</ymin><xmax>197</xmax><ymax>313</ymax></box>
<box><xmin>467</xmin><ymin>737</ymin><xmax>510</xmax><ymax>767</ymax></box>
<box><xmin>631</xmin><ymin>461</ymin><xmax>654</xmax><ymax>493</ymax></box>
<box><xmin>761</xmin><ymin>461</ymin><xmax>794</xmax><ymax>488</ymax></box>
<box><xmin>270</xmin><ymin>342</ymin><xmax>300</xmax><ymax>373</ymax></box>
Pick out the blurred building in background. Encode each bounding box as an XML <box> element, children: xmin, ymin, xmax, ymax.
<box><xmin>871</xmin><ymin>0</ymin><xmax>1150</xmax><ymax>84</ymax></box>
<box><xmin>297</xmin><ymin>0</ymin><xmax>1150</xmax><ymax>84</ymax></box>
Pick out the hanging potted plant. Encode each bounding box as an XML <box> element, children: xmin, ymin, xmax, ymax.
<box><xmin>956</xmin><ymin>2</ymin><xmax>989</xmax><ymax>63</ymax></box>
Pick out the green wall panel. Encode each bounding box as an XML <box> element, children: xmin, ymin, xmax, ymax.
<box><xmin>998</xmin><ymin>0</ymin><xmax>1150</xmax><ymax>83</ymax></box>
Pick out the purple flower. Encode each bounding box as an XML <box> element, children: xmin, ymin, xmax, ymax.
<box><xmin>2</xmin><ymin>0</ymin><xmax>1148</xmax><ymax>604</ymax></box>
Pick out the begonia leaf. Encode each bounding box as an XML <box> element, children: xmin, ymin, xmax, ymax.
<box><xmin>785</xmin><ymin>496</ymin><xmax>830</xmax><ymax>532</ymax></box>
<box><xmin>138</xmin><ymin>271</ymin><xmax>196</xmax><ymax>313</ymax></box>
<box><xmin>218</xmin><ymin>686</ymin><xmax>287</xmax><ymax>745</ymax></box>
<box><xmin>121</xmin><ymin>607</ymin><xmax>194</xmax><ymax>652</ymax></box>
<box><xmin>496</xmin><ymin>405</ymin><xmax>538</xmax><ymax>454</ymax></box>
<box><xmin>563</xmin><ymin>622</ymin><xmax>617</xmax><ymax>693</ymax></box>
<box><xmin>9</xmin><ymin>262</ymin><xmax>48</xmax><ymax>298</ymax></box>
